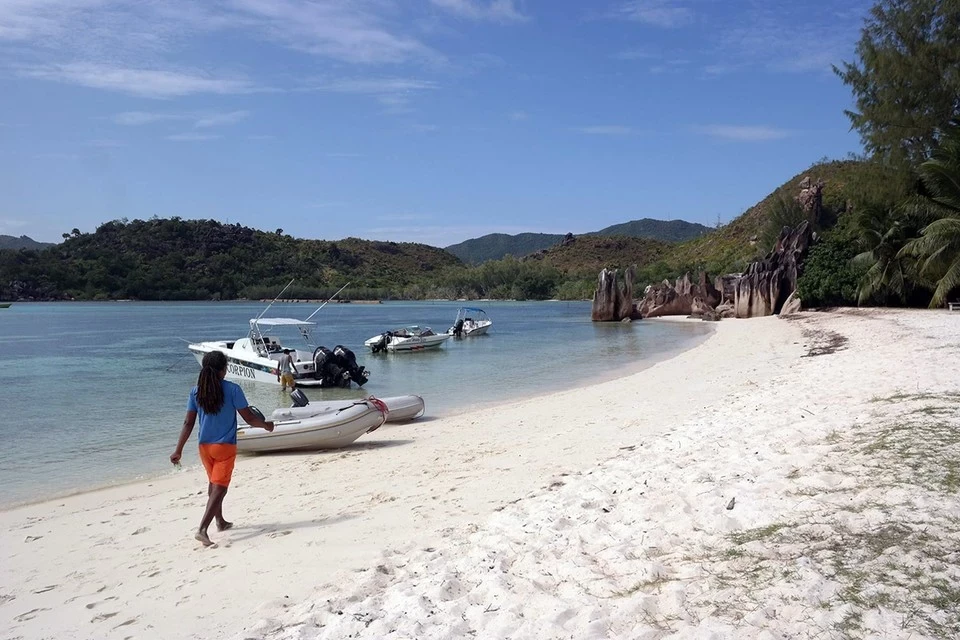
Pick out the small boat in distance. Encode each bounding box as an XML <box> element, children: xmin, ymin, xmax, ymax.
<box><xmin>448</xmin><ymin>307</ymin><xmax>492</xmax><ymax>337</ymax></box>
<box><xmin>365</xmin><ymin>326</ymin><xmax>451</xmax><ymax>353</ymax></box>
<box><xmin>0</xmin><ymin>302</ymin><xmax>11</xmax><ymax>309</ymax></box>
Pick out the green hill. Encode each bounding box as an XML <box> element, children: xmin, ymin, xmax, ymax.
<box><xmin>661</xmin><ymin>159</ymin><xmax>909</xmax><ymax>276</ymax></box>
<box><xmin>0</xmin><ymin>234</ymin><xmax>55</xmax><ymax>250</ymax></box>
<box><xmin>445</xmin><ymin>218</ymin><xmax>711</xmax><ymax>264</ymax></box>
<box><xmin>525</xmin><ymin>235</ymin><xmax>670</xmax><ymax>274</ymax></box>
<box><xmin>591</xmin><ymin>219</ymin><xmax>710</xmax><ymax>243</ymax></box>
<box><xmin>0</xmin><ymin>218</ymin><xmax>460</xmax><ymax>301</ymax></box>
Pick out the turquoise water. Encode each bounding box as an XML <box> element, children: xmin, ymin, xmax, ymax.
<box><xmin>0</xmin><ymin>301</ymin><xmax>710</xmax><ymax>507</ymax></box>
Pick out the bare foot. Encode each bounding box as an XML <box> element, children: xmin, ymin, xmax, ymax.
<box><xmin>216</xmin><ymin>520</ymin><xmax>233</xmax><ymax>532</ymax></box>
<box><xmin>195</xmin><ymin>531</ymin><xmax>214</xmax><ymax>547</ymax></box>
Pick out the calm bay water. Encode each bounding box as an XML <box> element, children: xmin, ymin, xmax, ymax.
<box><xmin>0</xmin><ymin>301</ymin><xmax>710</xmax><ymax>507</ymax></box>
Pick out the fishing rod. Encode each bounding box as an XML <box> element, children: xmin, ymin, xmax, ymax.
<box><xmin>305</xmin><ymin>282</ymin><xmax>351</xmax><ymax>322</ymax></box>
<box><xmin>255</xmin><ymin>278</ymin><xmax>296</xmax><ymax>321</ymax></box>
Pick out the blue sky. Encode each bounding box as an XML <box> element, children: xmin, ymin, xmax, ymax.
<box><xmin>0</xmin><ymin>0</ymin><xmax>872</xmax><ymax>247</ymax></box>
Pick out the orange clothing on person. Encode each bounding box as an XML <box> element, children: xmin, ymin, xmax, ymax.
<box><xmin>198</xmin><ymin>443</ymin><xmax>237</xmax><ymax>487</ymax></box>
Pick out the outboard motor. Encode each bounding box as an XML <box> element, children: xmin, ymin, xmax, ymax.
<box><xmin>333</xmin><ymin>345</ymin><xmax>369</xmax><ymax>387</ymax></box>
<box><xmin>370</xmin><ymin>331</ymin><xmax>392</xmax><ymax>354</ymax></box>
<box><xmin>452</xmin><ymin>318</ymin><xmax>465</xmax><ymax>338</ymax></box>
<box><xmin>289</xmin><ymin>388</ymin><xmax>309</xmax><ymax>407</ymax></box>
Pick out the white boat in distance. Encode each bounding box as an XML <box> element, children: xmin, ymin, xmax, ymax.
<box><xmin>448</xmin><ymin>307</ymin><xmax>492</xmax><ymax>337</ymax></box>
<box><xmin>364</xmin><ymin>326</ymin><xmax>451</xmax><ymax>353</ymax></box>
<box><xmin>237</xmin><ymin>399</ymin><xmax>385</xmax><ymax>453</ymax></box>
<box><xmin>272</xmin><ymin>395</ymin><xmax>425</xmax><ymax>423</ymax></box>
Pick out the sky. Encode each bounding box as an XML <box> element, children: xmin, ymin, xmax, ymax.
<box><xmin>0</xmin><ymin>0</ymin><xmax>874</xmax><ymax>247</ymax></box>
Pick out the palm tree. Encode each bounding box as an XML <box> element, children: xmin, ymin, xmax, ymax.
<box><xmin>854</xmin><ymin>203</ymin><xmax>922</xmax><ymax>305</ymax></box>
<box><xmin>899</xmin><ymin>119</ymin><xmax>960</xmax><ymax>307</ymax></box>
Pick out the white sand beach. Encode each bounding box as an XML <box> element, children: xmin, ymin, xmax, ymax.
<box><xmin>2</xmin><ymin>309</ymin><xmax>959</xmax><ymax>639</ymax></box>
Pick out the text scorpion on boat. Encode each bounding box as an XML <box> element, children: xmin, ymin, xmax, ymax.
<box><xmin>187</xmin><ymin>281</ymin><xmax>370</xmax><ymax>389</ymax></box>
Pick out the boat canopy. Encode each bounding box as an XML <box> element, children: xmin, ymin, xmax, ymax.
<box><xmin>459</xmin><ymin>307</ymin><xmax>485</xmax><ymax>314</ymax></box>
<box><xmin>250</xmin><ymin>317</ymin><xmax>316</xmax><ymax>327</ymax></box>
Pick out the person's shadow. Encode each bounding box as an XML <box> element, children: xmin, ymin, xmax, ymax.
<box><xmin>226</xmin><ymin>513</ymin><xmax>357</xmax><ymax>542</ymax></box>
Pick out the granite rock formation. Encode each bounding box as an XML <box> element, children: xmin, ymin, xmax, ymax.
<box><xmin>638</xmin><ymin>272</ymin><xmax>720</xmax><ymax>319</ymax></box>
<box><xmin>733</xmin><ymin>221</ymin><xmax>813</xmax><ymax>318</ymax></box>
<box><xmin>591</xmin><ymin>267</ymin><xmax>637</xmax><ymax>322</ymax></box>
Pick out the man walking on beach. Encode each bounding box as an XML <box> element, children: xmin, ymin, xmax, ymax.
<box><xmin>278</xmin><ymin>348</ymin><xmax>298</xmax><ymax>391</ymax></box>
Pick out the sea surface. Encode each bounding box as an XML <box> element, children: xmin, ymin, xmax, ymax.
<box><xmin>0</xmin><ymin>301</ymin><xmax>711</xmax><ymax>507</ymax></box>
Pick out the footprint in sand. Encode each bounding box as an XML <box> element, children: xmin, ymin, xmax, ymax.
<box><xmin>199</xmin><ymin>564</ymin><xmax>226</xmax><ymax>573</ymax></box>
<box><xmin>15</xmin><ymin>607</ymin><xmax>49</xmax><ymax>622</ymax></box>
<box><xmin>113</xmin><ymin>617</ymin><xmax>138</xmax><ymax>629</ymax></box>
<box><xmin>268</xmin><ymin>530</ymin><xmax>292</xmax><ymax>538</ymax></box>
<box><xmin>137</xmin><ymin>568</ymin><xmax>161</xmax><ymax>578</ymax></box>
<box><xmin>31</xmin><ymin>585</ymin><xmax>57</xmax><ymax>594</ymax></box>
<box><xmin>131</xmin><ymin>527</ymin><xmax>149</xmax><ymax>536</ymax></box>
<box><xmin>23</xmin><ymin>535</ymin><xmax>43</xmax><ymax>543</ymax></box>
<box><xmin>91</xmin><ymin>611</ymin><xmax>119</xmax><ymax>623</ymax></box>
<box><xmin>0</xmin><ymin>594</ymin><xmax>15</xmax><ymax>605</ymax></box>
<box><xmin>85</xmin><ymin>596</ymin><xmax>118</xmax><ymax>610</ymax></box>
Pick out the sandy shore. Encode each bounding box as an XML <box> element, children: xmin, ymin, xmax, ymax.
<box><xmin>2</xmin><ymin>310</ymin><xmax>958</xmax><ymax>639</ymax></box>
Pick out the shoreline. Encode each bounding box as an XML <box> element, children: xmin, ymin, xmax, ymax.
<box><xmin>0</xmin><ymin>318</ymin><xmax>712</xmax><ymax>512</ymax></box>
<box><xmin>5</xmin><ymin>310</ymin><xmax>956</xmax><ymax>639</ymax></box>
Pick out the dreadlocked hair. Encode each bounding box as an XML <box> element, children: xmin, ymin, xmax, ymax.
<box><xmin>196</xmin><ymin>351</ymin><xmax>227</xmax><ymax>414</ymax></box>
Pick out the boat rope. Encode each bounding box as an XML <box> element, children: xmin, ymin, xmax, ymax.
<box><xmin>366</xmin><ymin>396</ymin><xmax>389</xmax><ymax>417</ymax></box>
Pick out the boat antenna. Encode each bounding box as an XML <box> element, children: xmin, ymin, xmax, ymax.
<box><xmin>256</xmin><ymin>278</ymin><xmax>295</xmax><ymax>321</ymax></box>
<box><xmin>305</xmin><ymin>282</ymin><xmax>350</xmax><ymax>321</ymax></box>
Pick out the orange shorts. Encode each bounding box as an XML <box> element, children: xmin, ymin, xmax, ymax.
<box><xmin>198</xmin><ymin>443</ymin><xmax>237</xmax><ymax>487</ymax></box>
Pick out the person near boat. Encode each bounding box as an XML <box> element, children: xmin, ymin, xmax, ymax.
<box><xmin>277</xmin><ymin>348</ymin><xmax>298</xmax><ymax>391</ymax></box>
<box><xmin>170</xmin><ymin>350</ymin><xmax>275</xmax><ymax>547</ymax></box>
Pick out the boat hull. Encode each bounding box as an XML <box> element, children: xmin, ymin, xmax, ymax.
<box><xmin>238</xmin><ymin>401</ymin><xmax>385</xmax><ymax>453</ymax></box>
<box><xmin>364</xmin><ymin>334</ymin><xmax>450</xmax><ymax>352</ymax></box>
<box><xmin>270</xmin><ymin>395</ymin><xmax>425</xmax><ymax>423</ymax></box>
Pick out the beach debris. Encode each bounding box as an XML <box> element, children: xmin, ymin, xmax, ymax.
<box><xmin>726</xmin><ymin>497</ymin><xmax>736</xmax><ymax>510</ymax></box>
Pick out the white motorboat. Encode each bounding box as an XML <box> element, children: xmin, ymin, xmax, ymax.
<box><xmin>237</xmin><ymin>399</ymin><xmax>385</xmax><ymax>453</ymax></box>
<box><xmin>448</xmin><ymin>307</ymin><xmax>492</xmax><ymax>337</ymax></box>
<box><xmin>272</xmin><ymin>394</ymin><xmax>425</xmax><ymax>423</ymax></box>
<box><xmin>189</xmin><ymin>318</ymin><xmax>329</xmax><ymax>388</ymax></box>
<box><xmin>187</xmin><ymin>281</ymin><xmax>369</xmax><ymax>388</ymax></box>
<box><xmin>364</xmin><ymin>326</ymin><xmax>451</xmax><ymax>353</ymax></box>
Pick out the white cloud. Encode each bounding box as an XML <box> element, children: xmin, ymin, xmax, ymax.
<box><xmin>85</xmin><ymin>139</ymin><xmax>126</xmax><ymax>148</ymax></box>
<box><xmin>166</xmin><ymin>132</ymin><xmax>221</xmax><ymax>142</ymax></box>
<box><xmin>21</xmin><ymin>63</ymin><xmax>260</xmax><ymax>98</ymax></box>
<box><xmin>113</xmin><ymin>111</ymin><xmax>190</xmax><ymax>126</ymax></box>
<box><xmin>0</xmin><ymin>218</ymin><xmax>30</xmax><ymax>233</ymax></box>
<box><xmin>613</xmin><ymin>1</ymin><xmax>694</xmax><ymax>28</ymax></box>
<box><xmin>194</xmin><ymin>110</ymin><xmax>250</xmax><ymax>128</ymax></box>
<box><xmin>509</xmin><ymin>110</ymin><xmax>529</xmax><ymax>121</ymax></box>
<box><xmin>575</xmin><ymin>125</ymin><xmax>641</xmax><ymax>136</ymax></box>
<box><xmin>305</xmin><ymin>77</ymin><xmax>439</xmax><ymax>111</ymax></box>
<box><xmin>113</xmin><ymin>110</ymin><xmax>251</xmax><ymax>128</ymax></box>
<box><xmin>376</xmin><ymin>213</ymin><xmax>433</xmax><ymax>221</ymax></box>
<box><xmin>429</xmin><ymin>0</ymin><xmax>528</xmax><ymax>23</ymax></box>
<box><xmin>410</xmin><ymin>123</ymin><xmax>439</xmax><ymax>133</ymax></box>
<box><xmin>612</xmin><ymin>49</ymin><xmax>660</xmax><ymax>61</ymax></box>
<box><xmin>695</xmin><ymin>124</ymin><xmax>791</xmax><ymax>141</ymax></box>
<box><xmin>247</xmin><ymin>134</ymin><xmax>275</xmax><ymax>140</ymax></box>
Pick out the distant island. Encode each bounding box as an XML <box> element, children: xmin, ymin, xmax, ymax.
<box><xmin>445</xmin><ymin>218</ymin><xmax>711</xmax><ymax>264</ymax></box>
<box><xmin>0</xmin><ymin>234</ymin><xmax>56</xmax><ymax>251</ymax></box>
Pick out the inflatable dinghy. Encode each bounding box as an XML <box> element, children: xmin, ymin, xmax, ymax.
<box><xmin>237</xmin><ymin>399</ymin><xmax>385</xmax><ymax>453</ymax></box>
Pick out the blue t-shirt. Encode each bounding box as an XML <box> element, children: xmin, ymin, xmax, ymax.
<box><xmin>187</xmin><ymin>380</ymin><xmax>249</xmax><ymax>445</ymax></box>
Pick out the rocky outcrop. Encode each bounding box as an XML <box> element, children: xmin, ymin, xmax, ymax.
<box><xmin>779</xmin><ymin>291</ymin><xmax>802</xmax><ymax>316</ymax></box>
<box><xmin>797</xmin><ymin>176</ymin><xmax>824</xmax><ymax>226</ymax></box>
<box><xmin>714</xmin><ymin>273</ymin><xmax>741</xmax><ymax>305</ymax></box>
<box><xmin>733</xmin><ymin>221</ymin><xmax>813</xmax><ymax>318</ymax></box>
<box><xmin>638</xmin><ymin>272</ymin><xmax>720</xmax><ymax>319</ymax></box>
<box><xmin>591</xmin><ymin>267</ymin><xmax>637</xmax><ymax>322</ymax></box>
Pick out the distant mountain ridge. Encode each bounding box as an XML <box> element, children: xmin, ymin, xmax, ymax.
<box><xmin>0</xmin><ymin>234</ymin><xmax>55</xmax><ymax>250</ymax></box>
<box><xmin>445</xmin><ymin>218</ymin><xmax>711</xmax><ymax>264</ymax></box>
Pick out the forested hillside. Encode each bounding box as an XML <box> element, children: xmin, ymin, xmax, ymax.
<box><xmin>0</xmin><ymin>218</ymin><xmax>459</xmax><ymax>301</ymax></box>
